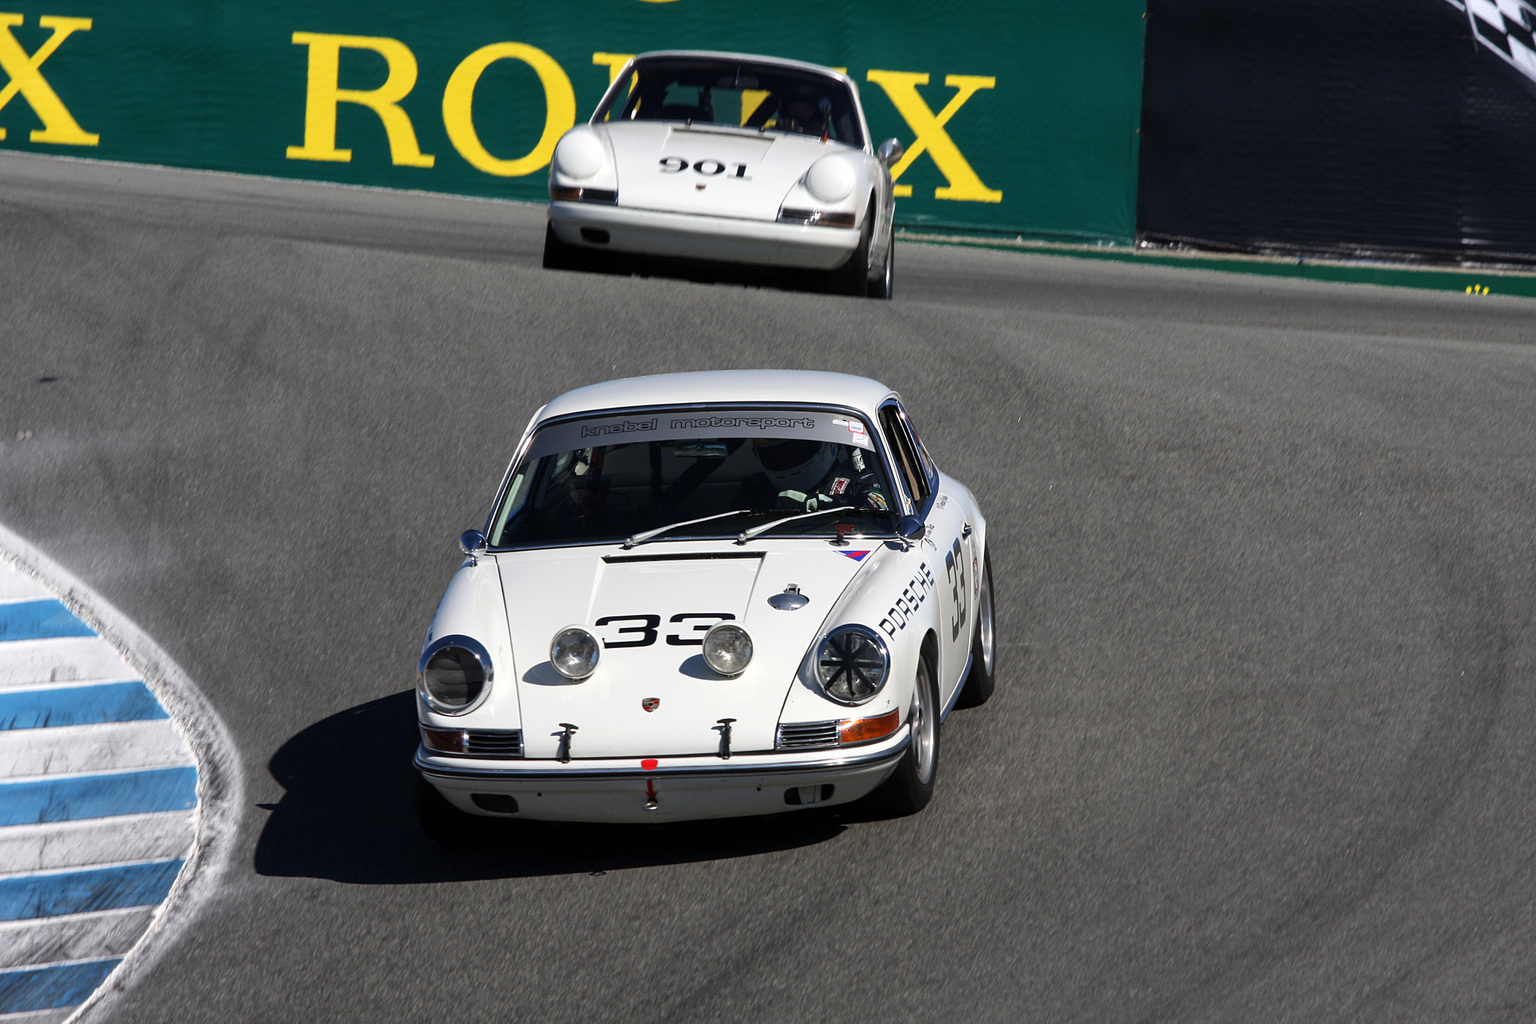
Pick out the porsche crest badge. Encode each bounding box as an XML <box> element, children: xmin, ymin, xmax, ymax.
<box><xmin>641</xmin><ymin>697</ymin><xmax>660</xmax><ymax>713</ymax></box>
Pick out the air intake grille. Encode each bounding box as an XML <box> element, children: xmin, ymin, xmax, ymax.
<box><xmin>465</xmin><ymin>730</ymin><xmax>523</xmax><ymax>758</ymax></box>
<box><xmin>776</xmin><ymin>721</ymin><xmax>840</xmax><ymax>750</ymax></box>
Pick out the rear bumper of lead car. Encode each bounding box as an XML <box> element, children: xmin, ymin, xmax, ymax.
<box><xmin>414</xmin><ymin>730</ymin><xmax>909</xmax><ymax>823</ymax></box>
<box><xmin>548</xmin><ymin>201</ymin><xmax>861</xmax><ymax>271</ymax></box>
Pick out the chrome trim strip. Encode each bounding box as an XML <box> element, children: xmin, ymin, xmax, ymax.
<box><xmin>413</xmin><ymin>732</ymin><xmax>909</xmax><ymax>782</ymax></box>
<box><xmin>603</xmin><ymin>551</ymin><xmax>765</xmax><ymax>564</ymax></box>
<box><xmin>941</xmin><ymin>654</ymin><xmax>972</xmax><ymax>723</ymax></box>
<box><xmin>417</xmin><ymin>634</ymin><xmax>494</xmax><ymax>717</ymax></box>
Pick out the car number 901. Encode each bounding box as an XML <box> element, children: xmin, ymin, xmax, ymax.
<box><xmin>659</xmin><ymin>157</ymin><xmax>751</xmax><ymax>179</ymax></box>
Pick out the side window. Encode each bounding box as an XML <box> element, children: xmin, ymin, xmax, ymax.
<box><xmin>896</xmin><ymin>408</ymin><xmax>938</xmax><ymax>491</ymax></box>
<box><xmin>879</xmin><ymin>404</ymin><xmax>930</xmax><ymax>509</ymax></box>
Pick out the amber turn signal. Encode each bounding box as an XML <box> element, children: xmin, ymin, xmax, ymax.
<box><xmin>838</xmin><ymin>709</ymin><xmax>901</xmax><ymax>745</ymax></box>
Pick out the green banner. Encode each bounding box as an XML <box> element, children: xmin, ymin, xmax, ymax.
<box><xmin>0</xmin><ymin>1</ymin><xmax>1146</xmax><ymax>243</ymax></box>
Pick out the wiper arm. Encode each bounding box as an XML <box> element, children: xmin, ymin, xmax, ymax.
<box><xmin>623</xmin><ymin>509</ymin><xmax>756</xmax><ymax>549</ymax></box>
<box><xmin>736</xmin><ymin>506</ymin><xmax>857</xmax><ymax>544</ymax></box>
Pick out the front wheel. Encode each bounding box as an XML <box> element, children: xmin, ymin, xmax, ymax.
<box><xmin>826</xmin><ymin>209</ymin><xmax>873</xmax><ymax>297</ymax></box>
<box><xmin>415</xmin><ymin>774</ymin><xmax>488</xmax><ymax>847</ymax></box>
<box><xmin>868</xmin><ymin>236</ymin><xmax>893</xmax><ymax>299</ymax></box>
<box><xmin>541</xmin><ymin>223</ymin><xmax>588</xmax><ymax>272</ymax></box>
<box><xmin>956</xmin><ymin>551</ymin><xmax>996</xmax><ymax>708</ymax></box>
<box><xmin>872</xmin><ymin>648</ymin><xmax>941</xmax><ymax>814</ymax></box>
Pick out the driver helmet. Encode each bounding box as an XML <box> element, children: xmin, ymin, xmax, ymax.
<box><xmin>755</xmin><ymin>437</ymin><xmax>837</xmax><ymax>492</ymax></box>
<box><xmin>778</xmin><ymin>90</ymin><xmax>831</xmax><ymax>135</ymax></box>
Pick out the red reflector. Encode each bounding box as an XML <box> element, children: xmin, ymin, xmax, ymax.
<box><xmin>421</xmin><ymin>726</ymin><xmax>467</xmax><ymax>753</ymax></box>
<box><xmin>838</xmin><ymin>709</ymin><xmax>901</xmax><ymax>745</ymax></box>
<box><xmin>641</xmin><ymin>758</ymin><xmax>659</xmax><ymax>770</ymax></box>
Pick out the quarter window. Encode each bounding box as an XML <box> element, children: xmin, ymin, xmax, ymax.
<box><xmin>879</xmin><ymin>404</ymin><xmax>930</xmax><ymax>508</ymax></box>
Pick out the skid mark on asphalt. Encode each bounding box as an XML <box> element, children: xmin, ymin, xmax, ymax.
<box><xmin>0</xmin><ymin>546</ymin><xmax>237</xmax><ymax>1024</ymax></box>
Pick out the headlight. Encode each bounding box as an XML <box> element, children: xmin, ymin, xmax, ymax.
<box><xmin>805</xmin><ymin>156</ymin><xmax>856</xmax><ymax>203</ymax></box>
<box><xmin>816</xmin><ymin>626</ymin><xmax>888</xmax><ymax>705</ymax></box>
<box><xmin>550</xmin><ymin>626</ymin><xmax>600</xmax><ymax>680</ymax></box>
<box><xmin>418</xmin><ymin>635</ymin><xmax>492</xmax><ymax>714</ymax></box>
<box><xmin>702</xmin><ymin>622</ymin><xmax>753</xmax><ymax>677</ymax></box>
<box><xmin>553</xmin><ymin>129</ymin><xmax>605</xmax><ymax>179</ymax></box>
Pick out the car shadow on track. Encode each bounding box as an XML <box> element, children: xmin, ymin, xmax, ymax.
<box><xmin>254</xmin><ymin>690</ymin><xmax>888</xmax><ymax>883</ymax></box>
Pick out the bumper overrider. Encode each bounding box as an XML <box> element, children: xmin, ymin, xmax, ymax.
<box><xmin>549</xmin><ymin>201</ymin><xmax>861</xmax><ymax>271</ymax></box>
<box><xmin>415</xmin><ymin>728</ymin><xmax>910</xmax><ymax>823</ymax></box>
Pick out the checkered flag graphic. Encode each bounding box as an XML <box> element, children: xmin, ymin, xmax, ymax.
<box><xmin>1447</xmin><ymin>0</ymin><xmax>1536</xmax><ymax>83</ymax></box>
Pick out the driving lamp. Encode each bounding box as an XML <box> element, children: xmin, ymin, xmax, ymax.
<box><xmin>703</xmin><ymin>623</ymin><xmax>753</xmax><ymax>676</ymax></box>
<box><xmin>550</xmin><ymin>626</ymin><xmax>601</xmax><ymax>680</ymax></box>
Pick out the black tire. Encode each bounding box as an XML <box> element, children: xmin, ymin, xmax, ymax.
<box><xmin>867</xmin><ymin>234</ymin><xmax>893</xmax><ymax>299</ymax></box>
<box><xmin>541</xmin><ymin>223</ymin><xmax>586</xmax><ymax>272</ymax></box>
<box><xmin>956</xmin><ymin>551</ymin><xmax>996</xmax><ymax>708</ymax></box>
<box><xmin>415</xmin><ymin>774</ymin><xmax>488</xmax><ymax>847</ymax></box>
<box><xmin>872</xmin><ymin>645</ymin><xmax>941</xmax><ymax>814</ymax></box>
<box><xmin>827</xmin><ymin>208</ymin><xmax>873</xmax><ymax>296</ymax></box>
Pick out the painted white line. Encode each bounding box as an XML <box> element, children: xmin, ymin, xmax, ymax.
<box><xmin>0</xmin><ymin>1007</ymin><xmax>75</xmax><ymax>1024</ymax></box>
<box><xmin>0</xmin><ymin>813</ymin><xmax>196</xmax><ymax>877</ymax></box>
<box><xmin>0</xmin><ymin>640</ymin><xmax>137</xmax><ymax>691</ymax></box>
<box><xmin>0</xmin><ymin>526</ymin><xmax>242</xmax><ymax>1024</ymax></box>
<box><xmin>0</xmin><ymin>908</ymin><xmax>156</xmax><ymax>970</ymax></box>
<box><xmin>0</xmin><ymin>563</ymin><xmax>50</xmax><ymax>603</ymax></box>
<box><xmin>0</xmin><ymin>721</ymin><xmax>193</xmax><ymax>780</ymax></box>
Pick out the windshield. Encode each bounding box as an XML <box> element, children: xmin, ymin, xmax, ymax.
<box><xmin>594</xmin><ymin>58</ymin><xmax>865</xmax><ymax>148</ymax></box>
<box><xmin>489</xmin><ymin>408</ymin><xmax>895</xmax><ymax>547</ymax></box>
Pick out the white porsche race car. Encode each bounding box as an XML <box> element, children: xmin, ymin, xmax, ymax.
<box><xmin>413</xmin><ymin>370</ymin><xmax>994</xmax><ymax>836</ymax></box>
<box><xmin>542</xmin><ymin>51</ymin><xmax>903</xmax><ymax>298</ymax></box>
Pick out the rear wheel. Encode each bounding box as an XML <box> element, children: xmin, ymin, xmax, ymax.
<box><xmin>956</xmin><ymin>551</ymin><xmax>996</xmax><ymax>708</ymax></box>
<box><xmin>873</xmin><ymin>646</ymin><xmax>940</xmax><ymax>814</ymax></box>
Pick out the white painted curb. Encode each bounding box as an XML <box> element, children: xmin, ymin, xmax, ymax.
<box><xmin>0</xmin><ymin>524</ymin><xmax>243</xmax><ymax>1024</ymax></box>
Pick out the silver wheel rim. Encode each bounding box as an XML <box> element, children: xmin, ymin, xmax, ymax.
<box><xmin>979</xmin><ymin>563</ymin><xmax>994</xmax><ymax>676</ymax></box>
<box><xmin>882</xmin><ymin>244</ymin><xmax>893</xmax><ymax>296</ymax></box>
<box><xmin>911</xmin><ymin>658</ymin><xmax>936</xmax><ymax>783</ymax></box>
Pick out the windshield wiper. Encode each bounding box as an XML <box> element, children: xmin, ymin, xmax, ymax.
<box><xmin>735</xmin><ymin>506</ymin><xmax>859</xmax><ymax>544</ymax></box>
<box><xmin>623</xmin><ymin>509</ymin><xmax>757</xmax><ymax>549</ymax></box>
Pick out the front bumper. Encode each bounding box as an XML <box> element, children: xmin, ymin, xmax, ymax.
<box><xmin>548</xmin><ymin>201</ymin><xmax>861</xmax><ymax>271</ymax></box>
<box><xmin>415</xmin><ymin>730</ymin><xmax>909</xmax><ymax>823</ymax></box>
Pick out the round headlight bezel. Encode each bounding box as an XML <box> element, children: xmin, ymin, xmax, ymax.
<box><xmin>418</xmin><ymin>634</ymin><xmax>493</xmax><ymax>716</ymax></box>
<box><xmin>702</xmin><ymin>622</ymin><xmax>753</xmax><ymax>677</ymax></box>
<box><xmin>550</xmin><ymin>625</ymin><xmax>601</xmax><ymax>680</ymax></box>
<box><xmin>816</xmin><ymin>625</ymin><xmax>889</xmax><ymax>705</ymax></box>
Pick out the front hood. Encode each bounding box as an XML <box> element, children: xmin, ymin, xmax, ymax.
<box><xmin>497</xmin><ymin>541</ymin><xmax>874</xmax><ymax>758</ymax></box>
<box><xmin>600</xmin><ymin>120</ymin><xmax>852</xmax><ymax>220</ymax></box>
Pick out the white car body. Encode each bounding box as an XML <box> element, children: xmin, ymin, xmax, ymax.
<box><xmin>543</xmin><ymin>51</ymin><xmax>901</xmax><ymax>298</ymax></box>
<box><xmin>413</xmin><ymin>370</ymin><xmax>993</xmax><ymax>828</ymax></box>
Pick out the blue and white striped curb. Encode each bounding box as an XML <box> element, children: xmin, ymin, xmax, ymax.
<box><xmin>0</xmin><ymin>536</ymin><xmax>241</xmax><ymax>1024</ymax></box>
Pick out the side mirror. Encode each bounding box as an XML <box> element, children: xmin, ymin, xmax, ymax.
<box><xmin>877</xmin><ymin>138</ymin><xmax>904</xmax><ymax>166</ymax></box>
<box><xmin>459</xmin><ymin>529</ymin><xmax>487</xmax><ymax>556</ymax></box>
<box><xmin>897</xmin><ymin>515</ymin><xmax>927</xmax><ymax>548</ymax></box>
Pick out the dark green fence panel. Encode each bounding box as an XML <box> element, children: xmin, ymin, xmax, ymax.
<box><xmin>0</xmin><ymin>1</ymin><xmax>1146</xmax><ymax>243</ymax></box>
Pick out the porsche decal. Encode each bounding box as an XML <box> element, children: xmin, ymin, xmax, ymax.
<box><xmin>877</xmin><ymin>561</ymin><xmax>936</xmax><ymax>637</ymax></box>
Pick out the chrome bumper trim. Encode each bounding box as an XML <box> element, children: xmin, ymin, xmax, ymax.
<box><xmin>413</xmin><ymin>732</ymin><xmax>909</xmax><ymax>783</ymax></box>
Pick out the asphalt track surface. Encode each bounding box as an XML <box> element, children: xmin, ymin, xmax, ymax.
<box><xmin>2</xmin><ymin>151</ymin><xmax>1535</xmax><ymax>1023</ymax></box>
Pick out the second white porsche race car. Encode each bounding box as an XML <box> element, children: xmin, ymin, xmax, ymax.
<box><xmin>543</xmin><ymin>51</ymin><xmax>903</xmax><ymax>298</ymax></box>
